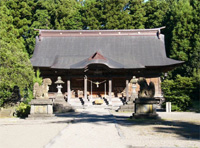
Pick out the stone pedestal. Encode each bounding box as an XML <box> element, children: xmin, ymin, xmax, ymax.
<box><xmin>28</xmin><ymin>99</ymin><xmax>54</xmax><ymax>118</ymax></box>
<box><xmin>53</xmin><ymin>96</ymin><xmax>74</xmax><ymax>113</ymax></box>
<box><xmin>117</xmin><ymin>93</ymin><xmax>137</xmax><ymax>112</ymax></box>
<box><xmin>132</xmin><ymin>98</ymin><xmax>160</xmax><ymax>119</ymax></box>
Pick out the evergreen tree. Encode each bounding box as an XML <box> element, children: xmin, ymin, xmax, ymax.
<box><xmin>25</xmin><ymin>0</ymin><xmax>53</xmax><ymax>56</ymax></box>
<box><xmin>145</xmin><ymin>0</ymin><xmax>169</xmax><ymax>28</ymax></box>
<box><xmin>53</xmin><ymin>0</ymin><xmax>83</xmax><ymax>30</ymax></box>
<box><xmin>102</xmin><ymin>0</ymin><xmax>130</xmax><ymax>29</ymax></box>
<box><xmin>165</xmin><ymin>0</ymin><xmax>196</xmax><ymax>76</ymax></box>
<box><xmin>162</xmin><ymin>0</ymin><xmax>200</xmax><ymax>110</ymax></box>
<box><xmin>190</xmin><ymin>0</ymin><xmax>200</xmax><ymax>78</ymax></box>
<box><xmin>128</xmin><ymin>0</ymin><xmax>146</xmax><ymax>29</ymax></box>
<box><xmin>0</xmin><ymin>3</ymin><xmax>34</xmax><ymax>106</ymax></box>
<box><xmin>81</xmin><ymin>0</ymin><xmax>103</xmax><ymax>30</ymax></box>
<box><xmin>5</xmin><ymin>0</ymin><xmax>35</xmax><ymax>38</ymax></box>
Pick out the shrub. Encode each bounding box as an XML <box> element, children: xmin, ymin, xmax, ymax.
<box><xmin>16</xmin><ymin>102</ymin><xmax>30</xmax><ymax>118</ymax></box>
<box><xmin>162</xmin><ymin>75</ymin><xmax>195</xmax><ymax>111</ymax></box>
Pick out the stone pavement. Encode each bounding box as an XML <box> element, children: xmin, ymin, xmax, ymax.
<box><xmin>0</xmin><ymin>108</ymin><xmax>200</xmax><ymax>148</ymax></box>
<box><xmin>45</xmin><ymin>108</ymin><xmax>200</xmax><ymax>148</ymax></box>
<box><xmin>0</xmin><ymin>114</ymin><xmax>75</xmax><ymax>148</ymax></box>
<box><xmin>45</xmin><ymin>108</ymin><xmax>127</xmax><ymax>148</ymax></box>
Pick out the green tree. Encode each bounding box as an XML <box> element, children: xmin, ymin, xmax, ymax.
<box><xmin>165</xmin><ymin>0</ymin><xmax>197</xmax><ymax>77</ymax></box>
<box><xmin>0</xmin><ymin>3</ymin><xmax>34</xmax><ymax>106</ymax></box>
<box><xmin>190</xmin><ymin>0</ymin><xmax>200</xmax><ymax>78</ymax></box>
<box><xmin>25</xmin><ymin>1</ymin><xmax>53</xmax><ymax>56</ymax></box>
<box><xmin>81</xmin><ymin>0</ymin><xmax>103</xmax><ymax>30</ymax></box>
<box><xmin>162</xmin><ymin>0</ymin><xmax>200</xmax><ymax>111</ymax></box>
<box><xmin>162</xmin><ymin>75</ymin><xmax>195</xmax><ymax>111</ymax></box>
<box><xmin>128</xmin><ymin>0</ymin><xmax>146</xmax><ymax>29</ymax></box>
<box><xmin>53</xmin><ymin>0</ymin><xmax>83</xmax><ymax>30</ymax></box>
<box><xmin>145</xmin><ymin>0</ymin><xmax>169</xmax><ymax>28</ymax></box>
<box><xmin>102</xmin><ymin>0</ymin><xmax>130</xmax><ymax>29</ymax></box>
<box><xmin>5</xmin><ymin>0</ymin><xmax>35</xmax><ymax>37</ymax></box>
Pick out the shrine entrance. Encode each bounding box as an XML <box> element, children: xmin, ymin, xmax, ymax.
<box><xmin>69</xmin><ymin>64</ymin><xmax>127</xmax><ymax>100</ymax></box>
<box><xmin>70</xmin><ymin>77</ymin><xmax>108</xmax><ymax>99</ymax></box>
<box><xmin>87</xmin><ymin>77</ymin><xmax>107</xmax><ymax>99</ymax></box>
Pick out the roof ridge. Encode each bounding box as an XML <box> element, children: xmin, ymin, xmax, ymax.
<box><xmin>35</xmin><ymin>27</ymin><xmax>165</xmax><ymax>32</ymax></box>
<box><xmin>36</xmin><ymin>27</ymin><xmax>166</xmax><ymax>38</ymax></box>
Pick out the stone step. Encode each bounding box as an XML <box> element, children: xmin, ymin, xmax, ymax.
<box><xmin>117</xmin><ymin>109</ymin><xmax>134</xmax><ymax>112</ymax></box>
<box><xmin>112</xmin><ymin>104</ymin><xmax>123</xmax><ymax>106</ymax></box>
<box><xmin>112</xmin><ymin>101</ymin><xmax>123</xmax><ymax>104</ymax></box>
<box><xmin>70</xmin><ymin>103</ymin><xmax>83</xmax><ymax>106</ymax></box>
<box><xmin>70</xmin><ymin>101</ymin><xmax>82</xmax><ymax>104</ymax></box>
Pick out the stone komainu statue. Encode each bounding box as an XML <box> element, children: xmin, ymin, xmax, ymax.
<box><xmin>137</xmin><ymin>78</ymin><xmax>155</xmax><ymax>98</ymax></box>
<box><xmin>33</xmin><ymin>78</ymin><xmax>52</xmax><ymax>99</ymax></box>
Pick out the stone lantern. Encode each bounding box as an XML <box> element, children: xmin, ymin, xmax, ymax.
<box><xmin>53</xmin><ymin>76</ymin><xmax>74</xmax><ymax>113</ymax></box>
<box><xmin>55</xmin><ymin>76</ymin><xmax>64</xmax><ymax>98</ymax></box>
<box><xmin>117</xmin><ymin>76</ymin><xmax>137</xmax><ymax>112</ymax></box>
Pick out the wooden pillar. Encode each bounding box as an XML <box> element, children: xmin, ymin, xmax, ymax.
<box><xmin>90</xmin><ymin>81</ymin><xmax>93</xmax><ymax>100</ymax></box>
<box><xmin>84</xmin><ymin>76</ymin><xmax>87</xmax><ymax>101</ymax></box>
<box><xmin>109</xmin><ymin>79</ymin><xmax>112</xmax><ymax>105</ymax></box>
<box><xmin>104</xmin><ymin>82</ymin><xmax>106</xmax><ymax>98</ymax></box>
<box><xmin>126</xmin><ymin>80</ymin><xmax>129</xmax><ymax>101</ymax></box>
<box><xmin>67</xmin><ymin>79</ymin><xmax>71</xmax><ymax>103</ymax></box>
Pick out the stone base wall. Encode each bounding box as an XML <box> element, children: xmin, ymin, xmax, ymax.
<box><xmin>28</xmin><ymin>99</ymin><xmax>54</xmax><ymax>118</ymax></box>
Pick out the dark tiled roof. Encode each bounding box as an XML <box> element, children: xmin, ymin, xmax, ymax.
<box><xmin>30</xmin><ymin>29</ymin><xmax>183</xmax><ymax>69</ymax></box>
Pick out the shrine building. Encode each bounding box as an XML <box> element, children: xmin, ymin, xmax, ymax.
<box><xmin>30</xmin><ymin>27</ymin><xmax>183</xmax><ymax>106</ymax></box>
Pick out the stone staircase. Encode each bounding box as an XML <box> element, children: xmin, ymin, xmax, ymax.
<box><xmin>69</xmin><ymin>98</ymin><xmax>84</xmax><ymax>109</ymax></box>
<box><xmin>111</xmin><ymin>97</ymin><xmax>124</xmax><ymax>107</ymax></box>
<box><xmin>69</xmin><ymin>97</ymin><xmax>124</xmax><ymax>109</ymax></box>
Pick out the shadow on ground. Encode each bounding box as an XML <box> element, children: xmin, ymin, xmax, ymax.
<box><xmin>51</xmin><ymin>110</ymin><xmax>200</xmax><ymax>140</ymax></box>
<box><xmin>114</xmin><ymin>114</ymin><xmax>200</xmax><ymax>140</ymax></box>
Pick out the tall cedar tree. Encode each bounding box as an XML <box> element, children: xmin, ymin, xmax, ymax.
<box><xmin>81</xmin><ymin>0</ymin><xmax>103</xmax><ymax>30</ymax></box>
<box><xmin>165</xmin><ymin>0</ymin><xmax>197</xmax><ymax>77</ymax></box>
<box><xmin>145</xmin><ymin>0</ymin><xmax>169</xmax><ymax>28</ymax></box>
<box><xmin>128</xmin><ymin>0</ymin><xmax>146</xmax><ymax>29</ymax></box>
<box><xmin>26</xmin><ymin>0</ymin><xmax>83</xmax><ymax>56</ymax></box>
<box><xmin>102</xmin><ymin>0</ymin><xmax>130</xmax><ymax>29</ymax></box>
<box><xmin>161</xmin><ymin>0</ymin><xmax>200</xmax><ymax>110</ymax></box>
<box><xmin>190</xmin><ymin>0</ymin><xmax>200</xmax><ymax>78</ymax></box>
<box><xmin>5</xmin><ymin>0</ymin><xmax>35</xmax><ymax>38</ymax></box>
<box><xmin>53</xmin><ymin>0</ymin><xmax>83</xmax><ymax>30</ymax></box>
<box><xmin>0</xmin><ymin>2</ymin><xmax>34</xmax><ymax>106</ymax></box>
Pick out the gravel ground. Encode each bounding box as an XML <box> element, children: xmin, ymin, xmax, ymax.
<box><xmin>0</xmin><ymin>115</ymin><xmax>75</xmax><ymax>148</ymax></box>
<box><xmin>112</xmin><ymin>111</ymin><xmax>200</xmax><ymax>148</ymax></box>
<box><xmin>0</xmin><ymin>108</ymin><xmax>199</xmax><ymax>148</ymax></box>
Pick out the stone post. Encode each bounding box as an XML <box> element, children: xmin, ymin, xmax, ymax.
<box><xmin>166</xmin><ymin>102</ymin><xmax>171</xmax><ymax>113</ymax></box>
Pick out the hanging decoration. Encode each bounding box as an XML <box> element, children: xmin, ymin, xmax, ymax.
<box><xmin>88</xmin><ymin>79</ymin><xmax>106</xmax><ymax>88</ymax></box>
